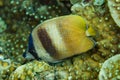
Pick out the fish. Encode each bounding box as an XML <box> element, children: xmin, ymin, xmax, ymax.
<box><xmin>23</xmin><ymin>15</ymin><xmax>96</xmax><ymax>63</ymax></box>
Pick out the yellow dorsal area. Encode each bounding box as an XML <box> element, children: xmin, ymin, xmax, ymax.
<box><xmin>59</xmin><ymin>15</ymin><xmax>87</xmax><ymax>31</ymax></box>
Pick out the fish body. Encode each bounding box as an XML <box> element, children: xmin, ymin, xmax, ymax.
<box><xmin>23</xmin><ymin>15</ymin><xmax>96</xmax><ymax>63</ymax></box>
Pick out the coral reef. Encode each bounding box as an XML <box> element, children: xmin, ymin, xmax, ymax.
<box><xmin>9</xmin><ymin>60</ymin><xmax>54</xmax><ymax>80</ymax></box>
<box><xmin>0</xmin><ymin>0</ymin><xmax>71</xmax><ymax>63</ymax></box>
<box><xmin>93</xmin><ymin>0</ymin><xmax>105</xmax><ymax>6</ymax></box>
<box><xmin>99</xmin><ymin>54</ymin><xmax>120</xmax><ymax>80</ymax></box>
<box><xmin>107</xmin><ymin>0</ymin><xmax>120</xmax><ymax>27</ymax></box>
<box><xmin>54</xmin><ymin>54</ymin><xmax>100</xmax><ymax>79</ymax></box>
<box><xmin>0</xmin><ymin>17</ymin><xmax>7</xmax><ymax>33</ymax></box>
<box><xmin>0</xmin><ymin>59</ymin><xmax>21</xmax><ymax>80</ymax></box>
<box><xmin>0</xmin><ymin>0</ymin><xmax>120</xmax><ymax>80</ymax></box>
<box><xmin>70</xmin><ymin>0</ymin><xmax>120</xmax><ymax>79</ymax></box>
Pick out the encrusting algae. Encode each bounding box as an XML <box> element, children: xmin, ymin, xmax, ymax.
<box><xmin>0</xmin><ymin>0</ymin><xmax>120</xmax><ymax>80</ymax></box>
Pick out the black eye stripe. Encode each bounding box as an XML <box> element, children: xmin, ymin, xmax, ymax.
<box><xmin>37</xmin><ymin>28</ymin><xmax>58</xmax><ymax>58</ymax></box>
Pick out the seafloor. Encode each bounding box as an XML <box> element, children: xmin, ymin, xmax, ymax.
<box><xmin>0</xmin><ymin>0</ymin><xmax>120</xmax><ymax>80</ymax></box>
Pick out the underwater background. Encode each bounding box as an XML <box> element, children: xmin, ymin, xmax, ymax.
<box><xmin>0</xmin><ymin>0</ymin><xmax>120</xmax><ymax>80</ymax></box>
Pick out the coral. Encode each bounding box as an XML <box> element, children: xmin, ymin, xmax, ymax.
<box><xmin>9</xmin><ymin>54</ymin><xmax>101</xmax><ymax>80</ymax></box>
<box><xmin>0</xmin><ymin>0</ymin><xmax>71</xmax><ymax>63</ymax></box>
<box><xmin>0</xmin><ymin>17</ymin><xmax>7</xmax><ymax>33</ymax></box>
<box><xmin>99</xmin><ymin>54</ymin><xmax>120</xmax><ymax>80</ymax></box>
<box><xmin>70</xmin><ymin>0</ymin><xmax>120</xmax><ymax>79</ymax></box>
<box><xmin>70</xmin><ymin>0</ymin><xmax>82</xmax><ymax>4</ymax></box>
<box><xmin>0</xmin><ymin>59</ymin><xmax>21</xmax><ymax>80</ymax></box>
<box><xmin>0</xmin><ymin>0</ymin><xmax>71</xmax><ymax>79</ymax></box>
<box><xmin>9</xmin><ymin>60</ymin><xmax>54</xmax><ymax>80</ymax></box>
<box><xmin>0</xmin><ymin>0</ymin><xmax>3</xmax><ymax>7</ymax></box>
<box><xmin>71</xmin><ymin>0</ymin><xmax>120</xmax><ymax>57</ymax></box>
<box><xmin>9</xmin><ymin>0</ymin><xmax>71</xmax><ymax>22</ymax></box>
<box><xmin>0</xmin><ymin>54</ymin><xmax>4</xmax><ymax>60</ymax></box>
<box><xmin>54</xmin><ymin>54</ymin><xmax>100</xmax><ymax>80</ymax></box>
<box><xmin>107</xmin><ymin>0</ymin><xmax>120</xmax><ymax>27</ymax></box>
<box><xmin>93</xmin><ymin>0</ymin><xmax>105</xmax><ymax>6</ymax></box>
<box><xmin>0</xmin><ymin>0</ymin><xmax>120</xmax><ymax>79</ymax></box>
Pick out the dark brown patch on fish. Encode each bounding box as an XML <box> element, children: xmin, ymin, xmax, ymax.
<box><xmin>37</xmin><ymin>28</ymin><xmax>58</xmax><ymax>58</ymax></box>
